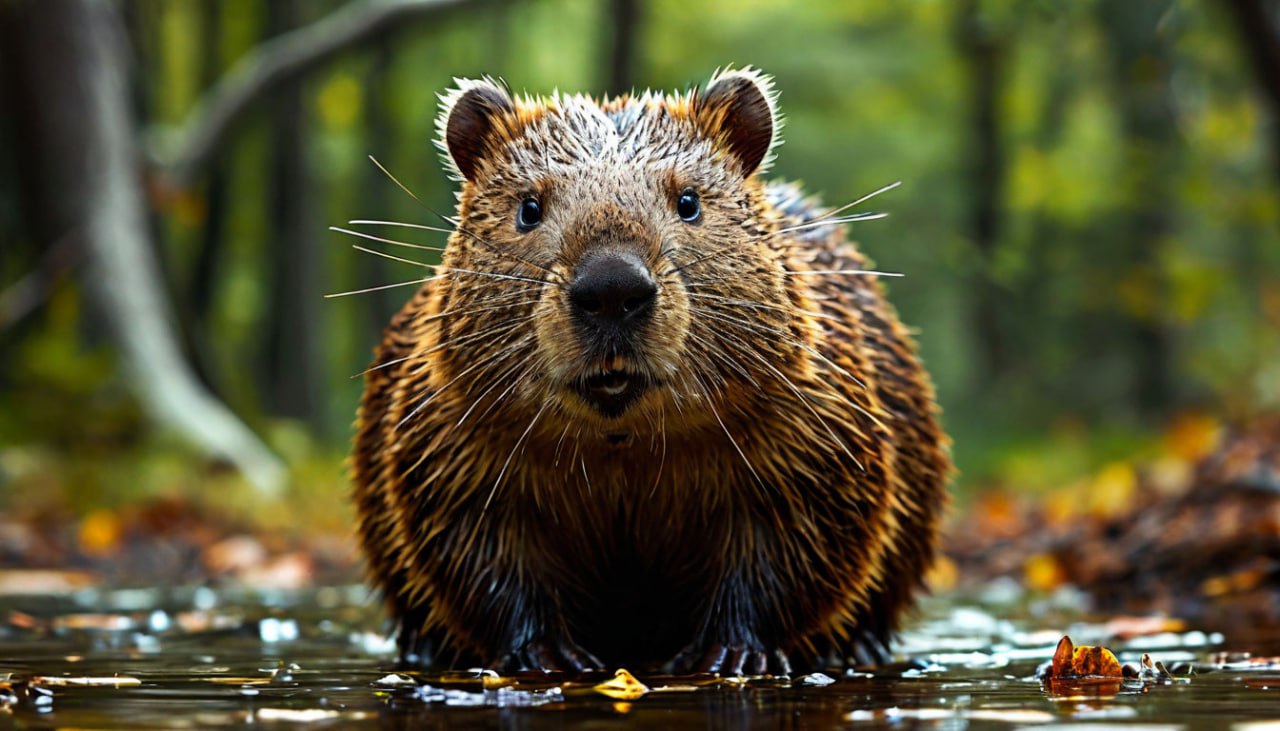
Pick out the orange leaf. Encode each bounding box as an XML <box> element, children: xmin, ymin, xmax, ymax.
<box><xmin>1046</xmin><ymin>635</ymin><xmax>1124</xmax><ymax>679</ymax></box>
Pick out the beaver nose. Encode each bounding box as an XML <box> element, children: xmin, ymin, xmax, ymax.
<box><xmin>568</xmin><ymin>251</ymin><xmax>657</xmax><ymax>328</ymax></box>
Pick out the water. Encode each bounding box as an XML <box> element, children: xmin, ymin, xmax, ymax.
<box><xmin>2</xmin><ymin>583</ymin><xmax>1279</xmax><ymax>729</ymax></box>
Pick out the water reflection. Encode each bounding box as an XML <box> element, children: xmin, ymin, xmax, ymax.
<box><xmin>2</xmin><ymin>585</ymin><xmax>1279</xmax><ymax>729</ymax></box>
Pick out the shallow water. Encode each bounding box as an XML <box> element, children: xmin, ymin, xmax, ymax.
<box><xmin>2</xmin><ymin>583</ymin><xmax>1279</xmax><ymax>730</ymax></box>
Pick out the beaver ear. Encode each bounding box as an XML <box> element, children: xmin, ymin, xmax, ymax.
<box><xmin>436</xmin><ymin>77</ymin><xmax>516</xmax><ymax>182</ymax></box>
<box><xmin>694</xmin><ymin>67</ymin><xmax>780</xmax><ymax>177</ymax></box>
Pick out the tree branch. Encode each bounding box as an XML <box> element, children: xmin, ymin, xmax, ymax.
<box><xmin>161</xmin><ymin>0</ymin><xmax>474</xmax><ymax>189</ymax></box>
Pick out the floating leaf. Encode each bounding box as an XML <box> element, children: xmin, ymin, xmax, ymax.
<box><xmin>593</xmin><ymin>669</ymin><xmax>648</xmax><ymax>700</ymax></box>
<box><xmin>1046</xmin><ymin>635</ymin><xmax>1123</xmax><ymax>679</ymax></box>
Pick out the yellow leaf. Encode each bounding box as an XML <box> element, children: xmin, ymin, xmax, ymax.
<box><xmin>1046</xmin><ymin>635</ymin><xmax>1123</xmax><ymax>679</ymax></box>
<box><xmin>77</xmin><ymin>510</ymin><xmax>122</xmax><ymax>559</ymax></box>
<box><xmin>1086</xmin><ymin>462</ymin><xmax>1137</xmax><ymax>518</ymax></box>
<box><xmin>1024</xmin><ymin>553</ymin><xmax>1066</xmax><ymax>593</ymax></box>
<box><xmin>593</xmin><ymin>668</ymin><xmax>648</xmax><ymax>700</ymax></box>
<box><xmin>1164</xmin><ymin>412</ymin><xmax>1222</xmax><ymax>463</ymax></box>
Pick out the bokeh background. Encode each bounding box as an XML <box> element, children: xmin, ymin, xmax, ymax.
<box><xmin>1</xmin><ymin>0</ymin><xmax>1278</xmax><ymax>581</ymax></box>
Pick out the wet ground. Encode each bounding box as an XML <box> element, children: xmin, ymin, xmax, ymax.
<box><xmin>2</xmin><ymin>582</ymin><xmax>1279</xmax><ymax>730</ymax></box>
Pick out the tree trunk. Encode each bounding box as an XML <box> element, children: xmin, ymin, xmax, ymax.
<box><xmin>0</xmin><ymin>0</ymin><xmax>285</xmax><ymax>495</ymax></box>
<box><xmin>1221</xmin><ymin>0</ymin><xmax>1280</xmax><ymax>236</ymax></box>
<box><xmin>955</xmin><ymin>0</ymin><xmax>1010</xmax><ymax>377</ymax></box>
<box><xmin>361</xmin><ymin>40</ymin><xmax>402</xmax><ymax>335</ymax></box>
<box><xmin>606</xmin><ymin>0</ymin><xmax>640</xmax><ymax>96</ymax></box>
<box><xmin>1098</xmin><ymin>0</ymin><xmax>1181</xmax><ymax>417</ymax></box>
<box><xmin>261</xmin><ymin>0</ymin><xmax>325</xmax><ymax>433</ymax></box>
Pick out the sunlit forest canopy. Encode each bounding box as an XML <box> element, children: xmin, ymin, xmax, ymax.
<box><xmin>1</xmin><ymin>0</ymin><xmax>1278</xmax><ymax>510</ymax></box>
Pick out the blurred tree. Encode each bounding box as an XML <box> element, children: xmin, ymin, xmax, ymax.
<box><xmin>0</xmin><ymin>0</ymin><xmax>286</xmax><ymax>494</ymax></box>
<box><xmin>262</xmin><ymin>0</ymin><xmax>325</xmax><ymax>431</ymax></box>
<box><xmin>359</xmin><ymin>40</ymin><xmax>402</xmax><ymax>334</ymax></box>
<box><xmin>606</xmin><ymin>0</ymin><xmax>640</xmax><ymax>96</ymax></box>
<box><xmin>1222</xmin><ymin>0</ymin><xmax>1280</xmax><ymax>189</ymax></box>
<box><xmin>187</xmin><ymin>0</ymin><xmax>234</xmax><ymax>390</ymax></box>
<box><xmin>1098</xmin><ymin>0</ymin><xmax>1181</xmax><ymax>417</ymax></box>
<box><xmin>955</xmin><ymin>0</ymin><xmax>1011</xmax><ymax>378</ymax></box>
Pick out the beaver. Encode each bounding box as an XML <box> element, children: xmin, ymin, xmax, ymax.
<box><xmin>351</xmin><ymin>67</ymin><xmax>950</xmax><ymax>675</ymax></box>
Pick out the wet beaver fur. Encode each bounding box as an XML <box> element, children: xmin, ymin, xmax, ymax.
<box><xmin>351</xmin><ymin>67</ymin><xmax>950</xmax><ymax>675</ymax></box>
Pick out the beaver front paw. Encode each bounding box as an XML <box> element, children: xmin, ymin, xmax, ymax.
<box><xmin>503</xmin><ymin>638</ymin><xmax>605</xmax><ymax>673</ymax></box>
<box><xmin>670</xmin><ymin>642</ymin><xmax>792</xmax><ymax>676</ymax></box>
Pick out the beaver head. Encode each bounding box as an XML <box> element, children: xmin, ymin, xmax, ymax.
<box><xmin>432</xmin><ymin>68</ymin><xmax>803</xmax><ymax>433</ymax></box>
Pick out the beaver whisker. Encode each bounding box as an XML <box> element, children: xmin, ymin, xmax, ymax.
<box><xmin>785</xmin><ymin>269</ymin><xmax>903</xmax><ymax>278</ymax></box>
<box><xmin>688</xmin><ymin>305</ymin><xmax>886</xmax><ymax>432</ymax></box>
<box><xmin>396</xmin><ymin>331</ymin><xmax>537</xmax><ymax>432</ymax></box>
<box><xmin>352</xmin><ymin>242</ymin><xmax>561</xmax><ymax>287</ymax></box>
<box><xmin>456</xmin><ymin>350</ymin><xmax>539</xmax><ymax>427</ymax></box>
<box><xmin>348</xmin><ymin>219</ymin><xmax>458</xmax><ymax>235</ymax></box>
<box><xmin>808</xmin><ymin>180</ymin><xmax>902</xmax><ymax>223</ymax></box>
<box><xmin>687</xmin><ymin>303</ymin><xmax>872</xmax><ymax>401</ymax></box>
<box><xmin>351</xmin><ymin>219</ymin><xmax>553</xmax><ymax>275</ymax></box>
<box><xmin>351</xmin><ymin>243</ymin><xmax>436</xmax><ymax>268</ymax></box>
<box><xmin>579</xmin><ymin>454</ymin><xmax>593</xmax><ymax>496</ymax></box>
<box><xmin>331</xmin><ymin>225</ymin><xmax>447</xmax><ymax>252</ymax></box>
<box><xmin>553</xmin><ymin>420</ymin><xmax>574</xmax><ymax>466</ymax></box>
<box><xmin>464</xmin><ymin>355</ymin><xmax>541</xmax><ymax>427</ymax></box>
<box><xmin>648</xmin><ymin>403</ymin><xmax>668</xmax><ymax>499</ymax></box>
<box><xmin>685</xmin><ymin>329</ymin><xmax>758</xmax><ymax>385</ymax></box>
<box><xmin>687</xmin><ymin>369</ymin><xmax>767</xmax><ymax>491</ymax></box>
<box><xmin>685</xmin><ymin>291</ymin><xmax>840</xmax><ymax>323</ymax></box>
<box><xmin>712</xmin><ymin>325</ymin><xmax>863</xmax><ymax>470</ymax></box>
<box><xmin>660</xmin><ymin>235</ymin><xmax>757</xmax><ymax>277</ymax></box>
<box><xmin>773</xmin><ymin>212</ymin><xmax>889</xmax><ymax>234</ymax></box>
<box><xmin>329</xmin><ymin>275</ymin><xmax>538</xmax><ymax>304</ymax></box>
<box><xmin>664</xmin><ymin>208</ymin><xmax>892</xmax><ymax>279</ymax></box>
<box><xmin>357</xmin><ymin>307</ymin><xmax>539</xmax><ymax>378</ymax></box>
<box><xmin>443</xmin><ymin>266</ymin><xmax>561</xmax><ymax>288</ymax></box>
<box><xmin>325</xmin><ymin>276</ymin><xmax>434</xmax><ymax>299</ymax></box>
<box><xmin>479</xmin><ymin>399</ymin><xmax>551</xmax><ymax>515</ymax></box>
<box><xmin>385</xmin><ymin>317</ymin><xmax>535</xmax><ymax>392</ymax></box>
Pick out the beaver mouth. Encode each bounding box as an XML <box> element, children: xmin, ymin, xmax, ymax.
<box><xmin>573</xmin><ymin>369</ymin><xmax>651</xmax><ymax>417</ymax></box>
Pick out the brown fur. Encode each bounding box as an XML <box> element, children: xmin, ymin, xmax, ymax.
<box><xmin>351</xmin><ymin>68</ymin><xmax>950</xmax><ymax>673</ymax></box>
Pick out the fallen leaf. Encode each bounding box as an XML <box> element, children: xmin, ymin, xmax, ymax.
<box><xmin>593</xmin><ymin>668</ymin><xmax>648</xmax><ymax>700</ymax></box>
<box><xmin>1165</xmin><ymin>412</ymin><xmax>1222</xmax><ymax>462</ymax></box>
<box><xmin>1046</xmin><ymin>635</ymin><xmax>1123</xmax><ymax>679</ymax></box>
<box><xmin>1024</xmin><ymin>553</ymin><xmax>1067</xmax><ymax>593</ymax></box>
<box><xmin>77</xmin><ymin>509</ymin><xmax>122</xmax><ymax>558</ymax></box>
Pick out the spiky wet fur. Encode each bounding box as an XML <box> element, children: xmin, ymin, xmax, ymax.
<box><xmin>351</xmin><ymin>68</ymin><xmax>950</xmax><ymax>673</ymax></box>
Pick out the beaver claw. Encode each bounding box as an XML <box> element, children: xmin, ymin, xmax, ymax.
<box><xmin>504</xmin><ymin>638</ymin><xmax>604</xmax><ymax>673</ymax></box>
<box><xmin>671</xmin><ymin>643</ymin><xmax>792</xmax><ymax>676</ymax></box>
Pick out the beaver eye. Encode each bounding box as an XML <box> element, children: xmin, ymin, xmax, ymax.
<box><xmin>676</xmin><ymin>190</ymin><xmax>701</xmax><ymax>223</ymax></box>
<box><xmin>516</xmin><ymin>197</ymin><xmax>542</xmax><ymax>231</ymax></box>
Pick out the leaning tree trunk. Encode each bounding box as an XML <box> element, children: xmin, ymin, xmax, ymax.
<box><xmin>0</xmin><ymin>0</ymin><xmax>285</xmax><ymax>495</ymax></box>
